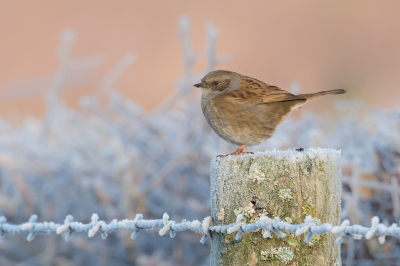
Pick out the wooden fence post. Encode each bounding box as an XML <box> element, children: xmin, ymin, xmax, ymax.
<box><xmin>210</xmin><ymin>148</ymin><xmax>342</xmax><ymax>266</ymax></box>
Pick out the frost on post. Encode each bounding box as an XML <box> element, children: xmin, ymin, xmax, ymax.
<box><xmin>210</xmin><ymin>148</ymin><xmax>342</xmax><ymax>266</ymax></box>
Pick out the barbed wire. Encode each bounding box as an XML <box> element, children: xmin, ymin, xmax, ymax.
<box><xmin>0</xmin><ymin>213</ymin><xmax>398</xmax><ymax>245</ymax></box>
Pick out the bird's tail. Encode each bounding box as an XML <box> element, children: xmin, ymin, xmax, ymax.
<box><xmin>297</xmin><ymin>89</ymin><xmax>346</xmax><ymax>100</ymax></box>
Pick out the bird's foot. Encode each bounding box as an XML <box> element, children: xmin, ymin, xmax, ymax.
<box><xmin>218</xmin><ymin>144</ymin><xmax>254</xmax><ymax>158</ymax></box>
<box><xmin>295</xmin><ymin>148</ymin><xmax>304</xmax><ymax>152</ymax></box>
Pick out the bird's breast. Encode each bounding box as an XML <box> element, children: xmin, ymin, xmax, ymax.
<box><xmin>202</xmin><ymin>97</ymin><xmax>274</xmax><ymax>146</ymax></box>
<box><xmin>203</xmin><ymin>100</ymin><xmax>237</xmax><ymax>144</ymax></box>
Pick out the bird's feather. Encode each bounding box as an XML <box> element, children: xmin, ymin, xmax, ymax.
<box><xmin>227</xmin><ymin>75</ymin><xmax>306</xmax><ymax>104</ymax></box>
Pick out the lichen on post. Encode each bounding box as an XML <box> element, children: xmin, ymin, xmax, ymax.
<box><xmin>210</xmin><ymin>148</ymin><xmax>342</xmax><ymax>266</ymax></box>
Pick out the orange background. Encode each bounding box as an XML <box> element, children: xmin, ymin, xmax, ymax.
<box><xmin>1</xmin><ymin>0</ymin><xmax>399</xmax><ymax>119</ymax></box>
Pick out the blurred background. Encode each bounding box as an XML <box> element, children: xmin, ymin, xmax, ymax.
<box><xmin>1</xmin><ymin>1</ymin><xmax>400</xmax><ymax>265</ymax></box>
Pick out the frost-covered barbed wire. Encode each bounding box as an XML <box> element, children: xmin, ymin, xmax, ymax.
<box><xmin>1</xmin><ymin>213</ymin><xmax>398</xmax><ymax>246</ymax></box>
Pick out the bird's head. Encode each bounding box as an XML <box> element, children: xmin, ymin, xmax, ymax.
<box><xmin>194</xmin><ymin>70</ymin><xmax>237</xmax><ymax>92</ymax></box>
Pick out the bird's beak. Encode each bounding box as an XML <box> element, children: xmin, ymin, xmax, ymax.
<box><xmin>193</xmin><ymin>82</ymin><xmax>204</xmax><ymax>88</ymax></box>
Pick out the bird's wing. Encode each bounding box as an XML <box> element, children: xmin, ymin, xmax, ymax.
<box><xmin>227</xmin><ymin>75</ymin><xmax>306</xmax><ymax>104</ymax></box>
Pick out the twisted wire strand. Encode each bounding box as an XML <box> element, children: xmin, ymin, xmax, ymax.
<box><xmin>0</xmin><ymin>213</ymin><xmax>397</xmax><ymax>245</ymax></box>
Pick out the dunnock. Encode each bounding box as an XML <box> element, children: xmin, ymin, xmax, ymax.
<box><xmin>194</xmin><ymin>70</ymin><xmax>346</xmax><ymax>157</ymax></box>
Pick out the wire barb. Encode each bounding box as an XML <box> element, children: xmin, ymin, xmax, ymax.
<box><xmin>1</xmin><ymin>213</ymin><xmax>399</xmax><ymax>245</ymax></box>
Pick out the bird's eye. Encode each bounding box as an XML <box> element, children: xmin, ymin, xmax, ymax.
<box><xmin>213</xmin><ymin>81</ymin><xmax>219</xmax><ymax>86</ymax></box>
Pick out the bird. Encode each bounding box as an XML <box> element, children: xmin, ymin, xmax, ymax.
<box><xmin>194</xmin><ymin>70</ymin><xmax>346</xmax><ymax>157</ymax></box>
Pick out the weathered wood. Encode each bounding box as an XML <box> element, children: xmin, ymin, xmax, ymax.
<box><xmin>210</xmin><ymin>148</ymin><xmax>342</xmax><ymax>266</ymax></box>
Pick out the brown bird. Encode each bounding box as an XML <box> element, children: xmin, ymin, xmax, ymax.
<box><xmin>194</xmin><ymin>70</ymin><xmax>346</xmax><ymax>157</ymax></box>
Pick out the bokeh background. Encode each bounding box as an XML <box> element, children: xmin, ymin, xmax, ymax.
<box><xmin>1</xmin><ymin>1</ymin><xmax>400</xmax><ymax>265</ymax></box>
<box><xmin>2</xmin><ymin>0</ymin><xmax>400</xmax><ymax>117</ymax></box>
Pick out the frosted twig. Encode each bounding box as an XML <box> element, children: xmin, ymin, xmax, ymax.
<box><xmin>97</xmin><ymin>52</ymin><xmax>136</xmax><ymax>96</ymax></box>
<box><xmin>45</xmin><ymin>29</ymin><xmax>76</xmax><ymax>121</ymax></box>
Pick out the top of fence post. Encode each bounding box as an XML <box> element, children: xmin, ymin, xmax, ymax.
<box><xmin>210</xmin><ymin>148</ymin><xmax>342</xmax><ymax>266</ymax></box>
